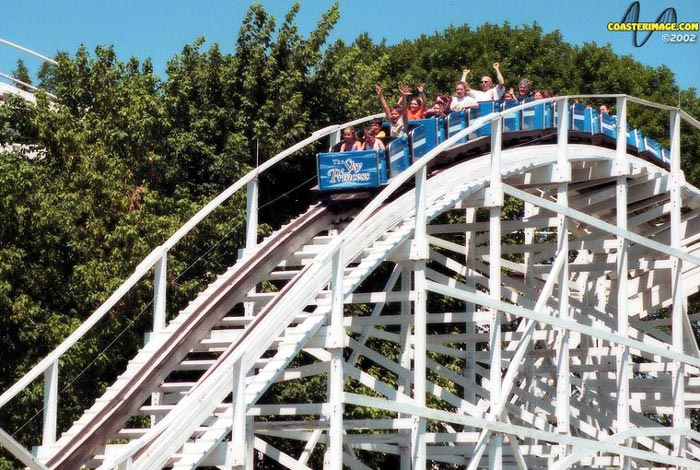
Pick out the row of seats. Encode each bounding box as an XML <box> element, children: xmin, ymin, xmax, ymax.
<box><xmin>316</xmin><ymin>137</ymin><xmax>411</xmax><ymax>191</ymax></box>
<box><xmin>317</xmin><ymin>101</ymin><xmax>671</xmax><ymax>192</ymax></box>
<box><xmin>410</xmin><ymin>99</ymin><xmax>671</xmax><ymax>168</ymax></box>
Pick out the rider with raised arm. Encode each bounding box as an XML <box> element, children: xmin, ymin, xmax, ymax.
<box><xmin>375</xmin><ymin>83</ymin><xmax>410</xmax><ymax>138</ymax></box>
<box><xmin>464</xmin><ymin>62</ymin><xmax>506</xmax><ymax>102</ymax></box>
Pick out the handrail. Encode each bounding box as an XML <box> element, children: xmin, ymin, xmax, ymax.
<box><xmin>0</xmin><ymin>38</ymin><xmax>58</xmax><ymax>101</ymax></box>
<box><xmin>0</xmin><ymin>38</ymin><xmax>58</xmax><ymax>65</ymax></box>
<box><xmin>96</xmin><ymin>94</ymin><xmax>700</xmax><ymax>469</ymax></box>
<box><xmin>680</xmin><ymin>108</ymin><xmax>700</xmax><ymax>130</ymax></box>
<box><xmin>5</xmin><ymin>94</ymin><xmax>700</xmax><ymax>468</ymax></box>
<box><xmin>10</xmin><ymin>94</ymin><xmax>688</xmax><ymax>408</ymax></box>
<box><xmin>318</xmin><ymin>93</ymin><xmax>700</xmax><ymax>283</ymax></box>
<box><xmin>0</xmin><ymin>112</ymin><xmax>382</xmax><ymax>410</ymax></box>
<box><xmin>101</xmin><ymin>110</ymin><xmax>511</xmax><ymax>469</ymax></box>
<box><xmin>97</xmin><ymin>112</ymin><xmax>496</xmax><ymax>469</ymax></box>
<box><xmin>0</xmin><ymin>73</ymin><xmax>57</xmax><ymax>100</ymax></box>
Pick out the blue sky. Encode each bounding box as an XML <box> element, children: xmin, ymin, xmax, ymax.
<box><xmin>1</xmin><ymin>0</ymin><xmax>699</xmax><ymax>94</ymax></box>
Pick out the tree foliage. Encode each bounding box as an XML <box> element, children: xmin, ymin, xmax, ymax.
<box><xmin>11</xmin><ymin>60</ymin><xmax>32</xmax><ymax>93</ymax></box>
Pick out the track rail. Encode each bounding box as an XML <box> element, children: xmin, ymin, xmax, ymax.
<box><xmin>0</xmin><ymin>113</ymin><xmax>381</xmax><ymax>416</ymax></box>
<box><xmin>3</xmin><ymin>95</ymin><xmax>700</xmax><ymax>469</ymax></box>
<box><xmin>46</xmin><ymin>203</ymin><xmax>356</xmax><ymax>470</ymax></box>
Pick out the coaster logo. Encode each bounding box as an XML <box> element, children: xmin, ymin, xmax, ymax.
<box><xmin>620</xmin><ymin>1</ymin><xmax>677</xmax><ymax>46</ymax></box>
<box><xmin>327</xmin><ymin>158</ymin><xmax>371</xmax><ymax>184</ymax></box>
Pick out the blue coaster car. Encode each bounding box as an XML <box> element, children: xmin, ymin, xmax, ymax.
<box><xmin>502</xmin><ymin>100</ymin><xmax>522</xmax><ymax>132</ymax></box>
<box><xmin>599</xmin><ymin>113</ymin><xmax>617</xmax><ymax>139</ymax></box>
<box><xmin>661</xmin><ymin>147</ymin><xmax>671</xmax><ymax>167</ymax></box>
<box><xmin>627</xmin><ymin>128</ymin><xmax>644</xmax><ymax>152</ymax></box>
<box><xmin>387</xmin><ymin>137</ymin><xmax>411</xmax><ymax>177</ymax></box>
<box><xmin>409</xmin><ymin>118</ymin><xmax>445</xmax><ymax>157</ymax></box>
<box><xmin>569</xmin><ymin>103</ymin><xmax>599</xmax><ymax>133</ymax></box>
<box><xmin>468</xmin><ymin>102</ymin><xmax>498</xmax><ymax>138</ymax></box>
<box><xmin>447</xmin><ymin>110</ymin><xmax>467</xmax><ymax>144</ymax></box>
<box><xmin>317</xmin><ymin>150</ymin><xmax>387</xmax><ymax>191</ymax></box>
<box><xmin>409</xmin><ymin>124</ymin><xmax>428</xmax><ymax>160</ymax></box>
<box><xmin>522</xmin><ymin>98</ymin><xmax>551</xmax><ymax>130</ymax></box>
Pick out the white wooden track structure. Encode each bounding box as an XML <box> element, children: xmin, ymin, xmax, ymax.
<box><xmin>2</xmin><ymin>96</ymin><xmax>700</xmax><ymax>470</ymax></box>
<box><xmin>0</xmin><ymin>38</ymin><xmax>58</xmax><ymax>103</ymax></box>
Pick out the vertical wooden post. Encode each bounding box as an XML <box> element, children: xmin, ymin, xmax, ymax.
<box><xmin>670</xmin><ymin>107</ymin><xmax>686</xmax><ymax>461</ymax></box>
<box><xmin>152</xmin><ymin>253</ymin><xmax>167</xmax><ymax>334</ymax></box>
<box><xmin>410</xmin><ymin>166</ymin><xmax>428</xmax><ymax>469</ymax></box>
<box><xmin>151</xmin><ymin>252</ymin><xmax>167</xmax><ymax>426</ymax></box>
<box><xmin>399</xmin><ymin>265</ymin><xmax>412</xmax><ymax>469</ymax></box>
<box><xmin>488</xmin><ymin>114</ymin><xmax>504</xmax><ymax>470</ymax></box>
<box><xmin>615</xmin><ymin>96</ymin><xmax>631</xmax><ymax>470</ymax></box>
<box><xmin>554</xmin><ymin>97</ymin><xmax>571</xmax><ymax>461</ymax></box>
<box><xmin>243</xmin><ymin>178</ymin><xmax>259</xmax><ymax>316</ymax></box>
<box><xmin>42</xmin><ymin>361</ymin><xmax>58</xmax><ymax>447</ymax></box>
<box><xmin>325</xmin><ymin>248</ymin><xmax>345</xmax><ymax>470</ymax></box>
<box><xmin>245</xmin><ymin>179</ymin><xmax>259</xmax><ymax>253</ymax></box>
<box><xmin>464</xmin><ymin>207</ymin><xmax>477</xmax><ymax>406</ymax></box>
<box><xmin>228</xmin><ymin>359</ymin><xmax>248</xmax><ymax>468</ymax></box>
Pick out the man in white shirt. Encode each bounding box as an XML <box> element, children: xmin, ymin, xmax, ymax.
<box><xmin>462</xmin><ymin>62</ymin><xmax>506</xmax><ymax>102</ymax></box>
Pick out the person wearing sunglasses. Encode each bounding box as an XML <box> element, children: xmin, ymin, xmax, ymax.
<box><xmin>462</xmin><ymin>62</ymin><xmax>506</xmax><ymax>102</ymax></box>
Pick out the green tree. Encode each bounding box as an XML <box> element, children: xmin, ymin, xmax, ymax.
<box><xmin>313</xmin><ymin>34</ymin><xmax>390</xmax><ymax>123</ymax></box>
<box><xmin>11</xmin><ymin>59</ymin><xmax>32</xmax><ymax>92</ymax></box>
<box><xmin>37</xmin><ymin>59</ymin><xmax>59</xmax><ymax>94</ymax></box>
